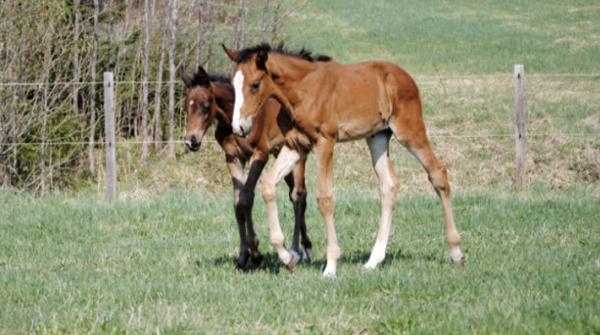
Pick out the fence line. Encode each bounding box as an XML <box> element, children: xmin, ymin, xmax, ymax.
<box><xmin>1</xmin><ymin>72</ymin><xmax>599</xmax><ymax>87</ymax></box>
<box><xmin>1</xmin><ymin>132</ymin><xmax>598</xmax><ymax>148</ymax></box>
<box><xmin>2</xmin><ymin>67</ymin><xmax>599</xmax><ymax>196</ymax></box>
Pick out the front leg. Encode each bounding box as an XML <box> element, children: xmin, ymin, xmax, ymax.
<box><xmin>283</xmin><ymin>156</ymin><xmax>312</xmax><ymax>263</ymax></box>
<box><xmin>237</xmin><ymin>151</ymin><xmax>268</xmax><ymax>266</ymax></box>
<box><xmin>261</xmin><ymin>146</ymin><xmax>304</xmax><ymax>271</ymax></box>
<box><xmin>225</xmin><ymin>155</ymin><xmax>253</xmax><ymax>269</ymax></box>
<box><xmin>314</xmin><ymin>137</ymin><xmax>340</xmax><ymax>277</ymax></box>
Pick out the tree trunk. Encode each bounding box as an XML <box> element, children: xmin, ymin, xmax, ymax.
<box><xmin>89</xmin><ymin>0</ymin><xmax>100</xmax><ymax>177</ymax></box>
<box><xmin>39</xmin><ymin>46</ymin><xmax>53</xmax><ymax>196</ymax></box>
<box><xmin>141</xmin><ymin>0</ymin><xmax>151</xmax><ymax>164</ymax></box>
<box><xmin>236</xmin><ymin>0</ymin><xmax>248</xmax><ymax>49</ymax></box>
<box><xmin>114</xmin><ymin>0</ymin><xmax>131</xmax><ymax>139</ymax></box>
<box><xmin>72</xmin><ymin>0</ymin><xmax>81</xmax><ymax>118</ymax></box>
<box><xmin>262</xmin><ymin>0</ymin><xmax>270</xmax><ymax>42</ymax></box>
<box><xmin>195</xmin><ymin>0</ymin><xmax>207</xmax><ymax>68</ymax></box>
<box><xmin>272</xmin><ymin>1</ymin><xmax>282</xmax><ymax>43</ymax></box>
<box><xmin>0</xmin><ymin>40</ymin><xmax>7</xmax><ymax>186</ymax></box>
<box><xmin>204</xmin><ymin>2</ymin><xmax>215</xmax><ymax>71</ymax></box>
<box><xmin>167</xmin><ymin>0</ymin><xmax>179</xmax><ymax>160</ymax></box>
<box><xmin>231</xmin><ymin>0</ymin><xmax>247</xmax><ymax>72</ymax></box>
<box><xmin>152</xmin><ymin>0</ymin><xmax>170</xmax><ymax>153</ymax></box>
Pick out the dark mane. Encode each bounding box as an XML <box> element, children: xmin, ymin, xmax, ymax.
<box><xmin>209</xmin><ymin>74</ymin><xmax>231</xmax><ymax>86</ymax></box>
<box><xmin>234</xmin><ymin>43</ymin><xmax>332</xmax><ymax>64</ymax></box>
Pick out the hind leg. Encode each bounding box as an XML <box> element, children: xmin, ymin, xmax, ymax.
<box><xmin>390</xmin><ymin>102</ymin><xmax>464</xmax><ymax>263</ymax></box>
<box><xmin>365</xmin><ymin>130</ymin><xmax>399</xmax><ymax>269</ymax></box>
<box><xmin>284</xmin><ymin>157</ymin><xmax>312</xmax><ymax>262</ymax></box>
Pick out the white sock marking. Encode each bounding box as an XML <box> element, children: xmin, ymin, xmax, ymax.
<box><xmin>365</xmin><ymin>240</ymin><xmax>386</xmax><ymax>269</ymax></box>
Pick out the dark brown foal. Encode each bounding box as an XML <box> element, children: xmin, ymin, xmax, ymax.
<box><xmin>181</xmin><ymin>66</ymin><xmax>312</xmax><ymax>269</ymax></box>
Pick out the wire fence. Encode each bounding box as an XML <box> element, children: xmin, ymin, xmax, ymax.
<box><xmin>1</xmin><ymin>72</ymin><xmax>599</xmax><ymax>87</ymax></box>
<box><xmin>1</xmin><ymin>72</ymin><xmax>599</xmax><ymax>149</ymax></box>
<box><xmin>1</xmin><ymin>68</ymin><xmax>599</xmax><ymax>195</ymax></box>
<box><xmin>2</xmin><ymin>132</ymin><xmax>599</xmax><ymax>148</ymax></box>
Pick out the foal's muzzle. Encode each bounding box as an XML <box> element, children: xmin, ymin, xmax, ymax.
<box><xmin>185</xmin><ymin>135</ymin><xmax>201</xmax><ymax>152</ymax></box>
<box><xmin>232</xmin><ymin>117</ymin><xmax>253</xmax><ymax>137</ymax></box>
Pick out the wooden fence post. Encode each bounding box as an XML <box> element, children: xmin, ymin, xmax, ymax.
<box><xmin>104</xmin><ymin>72</ymin><xmax>117</xmax><ymax>202</ymax></box>
<box><xmin>514</xmin><ymin>64</ymin><xmax>526</xmax><ymax>190</ymax></box>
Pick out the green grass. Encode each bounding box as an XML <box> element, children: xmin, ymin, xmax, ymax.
<box><xmin>282</xmin><ymin>0</ymin><xmax>600</xmax><ymax>74</ymax></box>
<box><xmin>1</xmin><ymin>189</ymin><xmax>599</xmax><ymax>333</ymax></box>
<box><xmin>2</xmin><ymin>1</ymin><xmax>599</xmax><ymax>333</ymax></box>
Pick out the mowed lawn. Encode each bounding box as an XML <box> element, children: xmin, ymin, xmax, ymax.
<box><xmin>1</xmin><ymin>189</ymin><xmax>598</xmax><ymax>334</ymax></box>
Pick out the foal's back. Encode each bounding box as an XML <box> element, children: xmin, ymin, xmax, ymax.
<box><xmin>297</xmin><ymin>60</ymin><xmax>421</xmax><ymax>142</ymax></box>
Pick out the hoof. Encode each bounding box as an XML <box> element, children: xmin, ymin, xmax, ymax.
<box><xmin>286</xmin><ymin>249</ymin><xmax>301</xmax><ymax>272</ymax></box>
<box><xmin>450</xmin><ymin>248</ymin><xmax>465</xmax><ymax>265</ymax></box>
<box><xmin>322</xmin><ymin>266</ymin><xmax>336</xmax><ymax>278</ymax></box>
<box><xmin>251</xmin><ymin>253</ymin><xmax>264</xmax><ymax>267</ymax></box>
<box><xmin>234</xmin><ymin>262</ymin><xmax>246</xmax><ymax>272</ymax></box>
<box><xmin>302</xmin><ymin>248</ymin><xmax>312</xmax><ymax>263</ymax></box>
<box><xmin>236</xmin><ymin>256</ymin><xmax>249</xmax><ymax>270</ymax></box>
<box><xmin>363</xmin><ymin>262</ymin><xmax>377</xmax><ymax>270</ymax></box>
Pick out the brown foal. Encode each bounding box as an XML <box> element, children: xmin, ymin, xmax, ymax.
<box><xmin>181</xmin><ymin>65</ymin><xmax>312</xmax><ymax>269</ymax></box>
<box><xmin>223</xmin><ymin>44</ymin><xmax>464</xmax><ymax>277</ymax></box>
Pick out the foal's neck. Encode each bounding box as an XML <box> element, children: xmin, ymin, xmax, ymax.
<box><xmin>271</xmin><ymin>54</ymin><xmax>318</xmax><ymax>105</ymax></box>
<box><xmin>211</xmin><ymin>81</ymin><xmax>235</xmax><ymax>126</ymax></box>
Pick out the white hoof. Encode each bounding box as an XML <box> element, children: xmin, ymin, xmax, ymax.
<box><xmin>364</xmin><ymin>241</ymin><xmax>386</xmax><ymax>270</ymax></box>
<box><xmin>277</xmin><ymin>249</ymin><xmax>292</xmax><ymax>265</ymax></box>
<box><xmin>450</xmin><ymin>247</ymin><xmax>465</xmax><ymax>264</ymax></box>
<box><xmin>364</xmin><ymin>261</ymin><xmax>378</xmax><ymax>270</ymax></box>
<box><xmin>322</xmin><ymin>264</ymin><xmax>337</xmax><ymax>278</ymax></box>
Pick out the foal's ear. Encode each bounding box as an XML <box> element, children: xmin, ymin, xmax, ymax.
<box><xmin>194</xmin><ymin>66</ymin><xmax>211</xmax><ymax>88</ymax></box>
<box><xmin>181</xmin><ymin>69</ymin><xmax>194</xmax><ymax>88</ymax></box>
<box><xmin>256</xmin><ymin>49</ymin><xmax>268</xmax><ymax>72</ymax></box>
<box><xmin>222</xmin><ymin>44</ymin><xmax>239</xmax><ymax>62</ymax></box>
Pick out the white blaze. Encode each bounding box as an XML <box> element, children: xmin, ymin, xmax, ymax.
<box><xmin>232</xmin><ymin>70</ymin><xmax>245</xmax><ymax>134</ymax></box>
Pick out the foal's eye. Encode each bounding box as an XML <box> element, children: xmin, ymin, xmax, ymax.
<box><xmin>249</xmin><ymin>81</ymin><xmax>260</xmax><ymax>93</ymax></box>
<box><xmin>201</xmin><ymin>104</ymin><xmax>210</xmax><ymax>114</ymax></box>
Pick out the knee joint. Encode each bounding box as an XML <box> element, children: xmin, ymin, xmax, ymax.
<box><xmin>237</xmin><ymin>190</ymin><xmax>254</xmax><ymax>211</ymax></box>
<box><xmin>429</xmin><ymin>166</ymin><xmax>450</xmax><ymax>193</ymax></box>
<box><xmin>317</xmin><ymin>195</ymin><xmax>334</xmax><ymax>214</ymax></box>
<box><xmin>261</xmin><ymin>181</ymin><xmax>277</xmax><ymax>202</ymax></box>
<box><xmin>291</xmin><ymin>190</ymin><xmax>307</xmax><ymax>204</ymax></box>
<box><xmin>382</xmin><ymin>177</ymin><xmax>399</xmax><ymax>195</ymax></box>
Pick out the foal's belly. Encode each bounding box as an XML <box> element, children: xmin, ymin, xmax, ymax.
<box><xmin>336</xmin><ymin>118</ymin><xmax>388</xmax><ymax>142</ymax></box>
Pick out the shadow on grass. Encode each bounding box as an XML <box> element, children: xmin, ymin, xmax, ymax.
<box><xmin>200</xmin><ymin>253</ymin><xmax>283</xmax><ymax>275</ymax></box>
<box><xmin>200</xmin><ymin>248</ymin><xmax>448</xmax><ymax>275</ymax></box>
<box><xmin>341</xmin><ymin>248</ymin><xmax>446</xmax><ymax>267</ymax></box>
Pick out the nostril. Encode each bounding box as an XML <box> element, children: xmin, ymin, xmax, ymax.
<box><xmin>190</xmin><ymin>135</ymin><xmax>198</xmax><ymax>147</ymax></box>
<box><xmin>239</xmin><ymin>126</ymin><xmax>245</xmax><ymax>135</ymax></box>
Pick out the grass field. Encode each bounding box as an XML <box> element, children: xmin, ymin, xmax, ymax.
<box><xmin>282</xmin><ymin>0</ymin><xmax>600</xmax><ymax>74</ymax></box>
<box><xmin>2</xmin><ymin>0</ymin><xmax>600</xmax><ymax>333</ymax></box>
<box><xmin>1</xmin><ymin>189</ymin><xmax>599</xmax><ymax>334</ymax></box>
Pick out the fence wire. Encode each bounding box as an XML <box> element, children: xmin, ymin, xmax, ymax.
<box><xmin>1</xmin><ymin>72</ymin><xmax>599</xmax><ymax>87</ymax></box>
<box><xmin>1</xmin><ymin>72</ymin><xmax>598</xmax><ymax>150</ymax></box>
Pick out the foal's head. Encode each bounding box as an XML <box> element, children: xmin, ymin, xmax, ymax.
<box><xmin>181</xmin><ymin>66</ymin><xmax>223</xmax><ymax>151</ymax></box>
<box><xmin>222</xmin><ymin>43</ymin><xmax>330</xmax><ymax>137</ymax></box>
